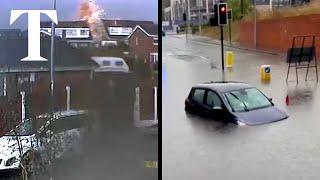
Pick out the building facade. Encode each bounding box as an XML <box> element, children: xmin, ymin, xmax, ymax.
<box><xmin>165</xmin><ymin>0</ymin><xmax>313</xmax><ymax>26</ymax></box>
<box><xmin>40</xmin><ymin>20</ymin><xmax>156</xmax><ymax>48</ymax></box>
<box><xmin>128</xmin><ymin>25</ymin><xmax>158</xmax><ymax>70</ymax></box>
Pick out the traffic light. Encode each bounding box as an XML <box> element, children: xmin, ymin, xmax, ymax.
<box><xmin>227</xmin><ymin>9</ymin><xmax>232</xmax><ymax>20</ymax></box>
<box><xmin>183</xmin><ymin>13</ymin><xmax>187</xmax><ymax>22</ymax></box>
<box><xmin>209</xmin><ymin>4</ymin><xmax>218</xmax><ymax>26</ymax></box>
<box><xmin>217</xmin><ymin>3</ymin><xmax>228</xmax><ymax>25</ymax></box>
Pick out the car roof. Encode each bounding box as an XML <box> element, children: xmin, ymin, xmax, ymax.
<box><xmin>193</xmin><ymin>81</ymin><xmax>253</xmax><ymax>93</ymax></box>
<box><xmin>91</xmin><ymin>56</ymin><xmax>125</xmax><ymax>62</ymax></box>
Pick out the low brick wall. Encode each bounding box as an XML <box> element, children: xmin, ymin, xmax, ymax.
<box><xmin>239</xmin><ymin>14</ymin><xmax>320</xmax><ymax>56</ymax></box>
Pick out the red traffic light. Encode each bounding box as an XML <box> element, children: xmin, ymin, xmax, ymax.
<box><xmin>220</xmin><ymin>7</ymin><xmax>226</xmax><ymax>12</ymax></box>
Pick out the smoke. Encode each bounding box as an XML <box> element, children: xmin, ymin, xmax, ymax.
<box><xmin>79</xmin><ymin>0</ymin><xmax>108</xmax><ymax>42</ymax></box>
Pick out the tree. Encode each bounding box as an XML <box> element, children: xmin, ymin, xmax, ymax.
<box><xmin>227</xmin><ymin>0</ymin><xmax>253</xmax><ymax>20</ymax></box>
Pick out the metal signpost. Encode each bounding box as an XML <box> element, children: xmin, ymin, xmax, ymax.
<box><xmin>220</xmin><ymin>26</ymin><xmax>225</xmax><ymax>70</ymax></box>
<box><xmin>228</xmin><ymin>9</ymin><xmax>232</xmax><ymax>45</ymax></box>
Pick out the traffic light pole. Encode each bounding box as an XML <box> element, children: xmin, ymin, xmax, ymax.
<box><xmin>229</xmin><ymin>19</ymin><xmax>231</xmax><ymax>45</ymax></box>
<box><xmin>185</xmin><ymin>21</ymin><xmax>188</xmax><ymax>40</ymax></box>
<box><xmin>220</xmin><ymin>25</ymin><xmax>224</xmax><ymax>71</ymax></box>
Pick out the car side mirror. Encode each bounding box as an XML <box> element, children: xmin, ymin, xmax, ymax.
<box><xmin>268</xmin><ymin>98</ymin><xmax>274</xmax><ymax>106</ymax></box>
<box><xmin>212</xmin><ymin>106</ymin><xmax>223</xmax><ymax>110</ymax></box>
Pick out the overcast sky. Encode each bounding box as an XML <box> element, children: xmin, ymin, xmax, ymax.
<box><xmin>3</xmin><ymin>0</ymin><xmax>158</xmax><ymax>29</ymax></box>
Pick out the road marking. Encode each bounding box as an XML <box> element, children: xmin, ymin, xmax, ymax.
<box><xmin>199</xmin><ymin>56</ymin><xmax>210</xmax><ymax>62</ymax></box>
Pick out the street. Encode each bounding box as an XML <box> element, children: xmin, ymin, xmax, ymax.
<box><xmin>163</xmin><ymin>34</ymin><xmax>320</xmax><ymax>179</ymax></box>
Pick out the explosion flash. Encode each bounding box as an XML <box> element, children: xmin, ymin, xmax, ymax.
<box><xmin>79</xmin><ymin>0</ymin><xmax>108</xmax><ymax>42</ymax></box>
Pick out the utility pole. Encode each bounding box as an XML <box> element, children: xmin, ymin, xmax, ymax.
<box><xmin>187</xmin><ymin>0</ymin><xmax>191</xmax><ymax>35</ymax></box>
<box><xmin>198</xmin><ymin>6</ymin><xmax>201</xmax><ymax>34</ymax></box>
<box><xmin>206</xmin><ymin>0</ymin><xmax>209</xmax><ymax>22</ymax></box>
<box><xmin>50</xmin><ymin>0</ymin><xmax>56</xmax><ymax>112</ymax></box>
<box><xmin>229</xmin><ymin>19</ymin><xmax>231</xmax><ymax>45</ymax></box>
<box><xmin>197</xmin><ymin>0</ymin><xmax>203</xmax><ymax>34</ymax></box>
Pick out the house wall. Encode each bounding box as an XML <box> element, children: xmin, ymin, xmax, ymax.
<box><xmin>0</xmin><ymin>70</ymin><xmax>138</xmax><ymax>136</ymax></box>
<box><xmin>239</xmin><ymin>14</ymin><xmax>320</xmax><ymax>56</ymax></box>
<box><xmin>128</xmin><ymin>29</ymin><xmax>158</xmax><ymax>65</ymax></box>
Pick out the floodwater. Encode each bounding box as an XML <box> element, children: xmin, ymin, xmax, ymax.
<box><xmin>163</xmin><ymin>34</ymin><xmax>320</xmax><ymax>180</ymax></box>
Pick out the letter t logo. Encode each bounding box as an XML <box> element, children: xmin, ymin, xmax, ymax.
<box><xmin>10</xmin><ymin>10</ymin><xmax>58</xmax><ymax>61</ymax></box>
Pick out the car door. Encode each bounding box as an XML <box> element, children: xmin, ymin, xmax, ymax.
<box><xmin>190</xmin><ymin>88</ymin><xmax>206</xmax><ymax>114</ymax></box>
<box><xmin>203</xmin><ymin>90</ymin><xmax>225</xmax><ymax>120</ymax></box>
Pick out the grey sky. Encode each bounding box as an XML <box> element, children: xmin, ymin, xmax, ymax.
<box><xmin>3</xmin><ymin>0</ymin><xmax>158</xmax><ymax>29</ymax></box>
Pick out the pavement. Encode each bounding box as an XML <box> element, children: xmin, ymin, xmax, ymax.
<box><xmin>163</xmin><ymin>34</ymin><xmax>320</xmax><ymax>180</ymax></box>
<box><xmin>171</xmin><ymin>32</ymin><xmax>280</xmax><ymax>55</ymax></box>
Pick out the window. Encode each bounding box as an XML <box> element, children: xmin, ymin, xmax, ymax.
<box><xmin>70</xmin><ymin>43</ymin><xmax>78</xmax><ymax>48</ymax></box>
<box><xmin>206</xmin><ymin>91</ymin><xmax>222</xmax><ymax>108</ymax></box>
<box><xmin>135</xmin><ymin>37</ymin><xmax>138</xmax><ymax>45</ymax></box>
<box><xmin>66</xmin><ymin>29</ymin><xmax>77</xmax><ymax>36</ymax></box>
<box><xmin>78</xmin><ymin>43</ymin><xmax>89</xmax><ymax>48</ymax></box>
<box><xmin>55</xmin><ymin>29</ymin><xmax>63</xmax><ymax>37</ymax></box>
<box><xmin>80</xmin><ymin>29</ymin><xmax>88</xmax><ymax>36</ymax></box>
<box><xmin>115</xmin><ymin>61</ymin><xmax>124</xmax><ymax>66</ymax></box>
<box><xmin>150</xmin><ymin>53</ymin><xmax>158</xmax><ymax>63</ymax></box>
<box><xmin>0</xmin><ymin>74</ymin><xmax>5</xmax><ymax>96</ymax></box>
<box><xmin>103</xmin><ymin>61</ymin><xmax>111</xmax><ymax>66</ymax></box>
<box><xmin>193</xmin><ymin>89</ymin><xmax>205</xmax><ymax>104</ymax></box>
<box><xmin>153</xmin><ymin>38</ymin><xmax>158</xmax><ymax>45</ymax></box>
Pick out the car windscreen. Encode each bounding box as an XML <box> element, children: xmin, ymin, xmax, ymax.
<box><xmin>102</xmin><ymin>61</ymin><xmax>111</xmax><ymax>66</ymax></box>
<box><xmin>224</xmin><ymin>88</ymin><xmax>272</xmax><ymax>112</ymax></box>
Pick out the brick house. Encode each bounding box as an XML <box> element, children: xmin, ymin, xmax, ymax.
<box><xmin>40</xmin><ymin>19</ymin><xmax>156</xmax><ymax>48</ymax></box>
<box><xmin>0</xmin><ymin>31</ymin><xmax>139</xmax><ymax>136</ymax></box>
<box><xmin>0</xmin><ymin>34</ymin><xmax>98</xmax><ymax>135</ymax></box>
<box><xmin>127</xmin><ymin>24</ymin><xmax>158</xmax><ymax>70</ymax></box>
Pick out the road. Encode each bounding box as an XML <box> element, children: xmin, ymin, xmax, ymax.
<box><xmin>163</xmin><ymin>34</ymin><xmax>320</xmax><ymax>180</ymax></box>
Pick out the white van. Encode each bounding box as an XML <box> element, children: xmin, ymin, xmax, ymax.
<box><xmin>91</xmin><ymin>57</ymin><xmax>129</xmax><ymax>73</ymax></box>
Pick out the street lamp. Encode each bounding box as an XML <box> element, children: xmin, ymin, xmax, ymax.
<box><xmin>50</xmin><ymin>0</ymin><xmax>56</xmax><ymax>111</ymax></box>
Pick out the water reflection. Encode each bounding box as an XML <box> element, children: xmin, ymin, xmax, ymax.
<box><xmin>286</xmin><ymin>83</ymin><xmax>317</xmax><ymax>105</ymax></box>
<box><xmin>185</xmin><ymin>112</ymin><xmax>238</xmax><ymax>134</ymax></box>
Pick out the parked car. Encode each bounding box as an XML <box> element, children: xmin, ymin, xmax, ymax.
<box><xmin>0</xmin><ymin>110</ymin><xmax>88</xmax><ymax>173</ymax></box>
<box><xmin>185</xmin><ymin>81</ymin><xmax>288</xmax><ymax>125</ymax></box>
<box><xmin>91</xmin><ymin>56</ymin><xmax>129</xmax><ymax>73</ymax></box>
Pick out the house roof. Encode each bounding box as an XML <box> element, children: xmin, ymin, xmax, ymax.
<box><xmin>40</xmin><ymin>20</ymin><xmax>156</xmax><ymax>40</ymax></box>
<box><xmin>127</xmin><ymin>24</ymin><xmax>159</xmax><ymax>39</ymax></box>
<box><xmin>0</xmin><ymin>29</ymin><xmax>22</xmax><ymax>38</ymax></box>
<box><xmin>102</xmin><ymin>20</ymin><xmax>155</xmax><ymax>28</ymax></box>
<box><xmin>40</xmin><ymin>21</ymin><xmax>89</xmax><ymax>28</ymax></box>
<box><xmin>0</xmin><ymin>36</ymin><xmax>97</xmax><ymax>72</ymax></box>
<box><xmin>40</xmin><ymin>19</ymin><xmax>155</xmax><ymax>29</ymax></box>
